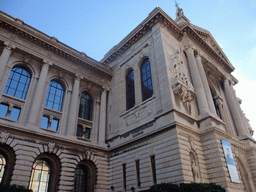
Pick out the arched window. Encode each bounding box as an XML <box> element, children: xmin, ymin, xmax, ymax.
<box><xmin>79</xmin><ymin>92</ymin><xmax>93</xmax><ymax>121</ymax></box>
<box><xmin>0</xmin><ymin>145</ymin><xmax>16</xmax><ymax>185</ymax></box>
<box><xmin>74</xmin><ymin>165</ymin><xmax>88</xmax><ymax>192</ymax></box>
<box><xmin>4</xmin><ymin>66</ymin><xmax>31</xmax><ymax>100</ymax></box>
<box><xmin>141</xmin><ymin>59</ymin><xmax>153</xmax><ymax>101</ymax></box>
<box><xmin>29</xmin><ymin>160</ymin><xmax>50</xmax><ymax>192</ymax></box>
<box><xmin>126</xmin><ymin>70</ymin><xmax>135</xmax><ymax>110</ymax></box>
<box><xmin>74</xmin><ymin>161</ymin><xmax>96</xmax><ymax>192</ymax></box>
<box><xmin>45</xmin><ymin>80</ymin><xmax>64</xmax><ymax>111</ymax></box>
<box><xmin>0</xmin><ymin>154</ymin><xmax>6</xmax><ymax>183</ymax></box>
<box><xmin>29</xmin><ymin>154</ymin><xmax>60</xmax><ymax>192</ymax></box>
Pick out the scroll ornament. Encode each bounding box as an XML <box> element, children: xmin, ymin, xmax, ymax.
<box><xmin>170</xmin><ymin>51</ymin><xmax>195</xmax><ymax>103</ymax></box>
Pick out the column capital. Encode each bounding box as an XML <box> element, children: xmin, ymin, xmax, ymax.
<box><xmin>43</xmin><ymin>59</ymin><xmax>53</xmax><ymax>66</ymax></box>
<box><xmin>184</xmin><ymin>43</ymin><xmax>195</xmax><ymax>52</ymax></box>
<box><xmin>4</xmin><ymin>41</ymin><xmax>16</xmax><ymax>50</ymax></box>
<box><xmin>102</xmin><ymin>85</ymin><xmax>109</xmax><ymax>91</ymax></box>
<box><xmin>223</xmin><ymin>76</ymin><xmax>231</xmax><ymax>85</ymax></box>
<box><xmin>75</xmin><ymin>74</ymin><xmax>83</xmax><ymax>81</ymax></box>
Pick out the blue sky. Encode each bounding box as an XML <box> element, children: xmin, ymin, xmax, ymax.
<box><xmin>1</xmin><ymin>0</ymin><xmax>256</xmax><ymax>138</ymax></box>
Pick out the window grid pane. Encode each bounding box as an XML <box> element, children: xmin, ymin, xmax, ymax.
<box><xmin>4</xmin><ymin>66</ymin><xmax>31</xmax><ymax>100</ymax></box>
<box><xmin>141</xmin><ymin>59</ymin><xmax>153</xmax><ymax>101</ymax></box>
<box><xmin>126</xmin><ymin>71</ymin><xmax>135</xmax><ymax>110</ymax></box>
<box><xmin>51</xmin><ymin>119</ymin><xmax>59</xmax><ymax>131</ymax></box>
<box><xmin>0</xmin><ymin>103</ymin><xmax>9</xmax><ymax>118</ymax></box>
<box><xmin>0</xmin><ymin>154</ymin><xmax>6</xmax><ymax>183</ymax></box>
<box><xmin>74</xmin><ymin>165</ymin><xmax>88</xmax><ymax>192</ymax></box>
<box><xmin>41</xmin><ymin>116</ymin><xmax>49</xmax><ymax>129</ymax></box>
<box><xmin>29</xmin><ymin>160</ymin><xmax>50</xmax><ymax>192</ymax></box>
<box><xmin>9</xmin><ymin>107</ymin><xmax>21</xmax><ymax>121</ymax></box>
<box><xmin>45</xmin><ymin>80</ymin><xmax>64</xmax><ymax>111</ymax></box>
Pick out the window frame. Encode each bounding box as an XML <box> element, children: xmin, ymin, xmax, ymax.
<box><xmin>0</xmin><ymin>145</ymin><xmax>16</xmax><ymax>185</ymax></box>
<box><xmin>4</xmin><ymin>66</ymin><xmax>31</xmax><ymax>100</ymax></box>
<box><xmin>78</xmin><ymin>91</ymin><xmax>93</xmax><ymax>121</ymax></box>
<box><xmin>140</xmin><ymin>58</ymin><xmax>153</xmax><ymax>101</ymax></box>
<box><xmin>45</xmin><ymin>80</ymin><xmax>65</xmax><ymax>112</ymax></box>
<box><xmin>29</xmin><ymin>153</ymin><xmax>60</xmax><ymax>192</ymax></box>
<box><xmin>126</xmin><ymin>69</ymin><xmax>135</xmax><ymax>110</ymax></box>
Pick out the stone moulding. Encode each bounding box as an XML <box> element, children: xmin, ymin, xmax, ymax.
<box><xmin>171</xmin><ymin>78</ymin><xmax>196</xmax><ymax>103</ymax></box>
<box><xmin>0</xmin><ymin>17</ymin><xmax>112</xmax><ymax>78</ymax></box>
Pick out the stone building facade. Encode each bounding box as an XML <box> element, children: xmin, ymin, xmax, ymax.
<box><xmin>0</xmin><ymin>7</ymin><xmax>255</xmax><ymax>192</ymax></box>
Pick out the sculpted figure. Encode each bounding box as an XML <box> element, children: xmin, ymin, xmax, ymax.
<box><xmin>191</xmin><ymin>160</ymin><xmax>200</xmax><ymax>182</ymax></box>
<box><xmin>175</xmin><ymin>1</ymin><xmax>184</xmax><ymax>18</ymax></box>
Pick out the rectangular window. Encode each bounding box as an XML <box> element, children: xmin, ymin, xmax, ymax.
<box><xmin>151</xmin><ymin>155</ymin><xmax>157</xmax><ymax>184</ymax></box>
<box><xmin>0</xmin><ymin>103</ymin><xmax>9</xmax><ymax>118</ymax></box>
<box><xmin>136</xmin><ymin>160</ymin><xmax>141</xmax><ymax>187</ymax></box>
<box><xmin>122</xmin><ymin>164</ymin><xmax>126</xmax><ymax>191</ymax></box>
<box><xmin>51</xmin><ymin>118</ymin><xmax>59</xmax><ymax>131</ymax></box>
<box><xmin>41</xmin><ymin>116</ymin><xmax>49</xmax><ymax>129</ymax></box>
<box><xmin>77</xmin><ymin>125</ymin><xmax>83</xmax><ymax>137</ymax></box>
<box><xmin>84</xmin><ymin>128</ymin><xmax>90</xmax><ymax>139</ymax></box>
<box><xmin>10</xmin><ymin>107</ymin><xmax>21</xmax><ymax>121</ymax></box>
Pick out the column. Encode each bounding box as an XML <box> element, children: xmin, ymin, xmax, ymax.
<box><xmin>223</xmin><ymin>77</ymin><xmax>247</xmax><ymax>137</ymax></box>
<box><xmin>185</xmin><ymin>45</ymin><xmax>209</xmax><ymax>115</ymax></box>
<box><xmin>195</xmin><ymin>54</ymin><xmax>216</xmax><ymax>115</ymax></box>
<box><xmin>27</xmin><ymin>60</ymin><xmax>52</xmax><ymax>126</ymax></box>
<box><xmin>214</xmin><ymin>96</ymin><xmax>236</xmax><ymax>137</ymax></box>
<box><xmin>0</xmin><ymin>42</ymin><xmax>15</xmax><ymax>79</ymax></box>
<box><xmin>98</xmin><ymin>88</ymin><xmax>107</xmax><ymax>145</ymax></box>
<box><xmin>66</xmin><ymin>75</ymin><xmax>82</xmax><ymax>137</ymax></box>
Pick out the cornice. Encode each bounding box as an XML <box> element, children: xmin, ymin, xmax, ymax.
<box><xmin>0</xmin><ymin>13</ymin><xmax>113</xmax><ymax>79</ymax></box>
<box><xmin>102</xmin><ymin>8</ymin><xmax>234</xmax><ymax>74</ymax></box>
<box><xmin>183</xmin><ymin>26</ymin><xmax>234</xmax><ymax>73</ymax></box>
<box><xmin>102</xmin><ymin>8</ymin><xmax>183</xmax><ymax>65</ymax></box>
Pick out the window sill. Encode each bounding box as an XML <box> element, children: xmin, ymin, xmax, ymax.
<box><xmin>0</xmin><ymin>116</ymin><xmax>19</xmax><ymax>123</ymax></box>
<box><xmin>77</xmin><ymin>136</ymin><xmax>91</xmax><ymax>142</ymax></box>
<box><xmin>1</xmin><ymin>94</ymin><xmax>25</xmax><ymax>107</ymax></box>
<box><xmin>40</xmin><ymin>127</ymin><xmax>59</xmax><ymax>133</ymax></box>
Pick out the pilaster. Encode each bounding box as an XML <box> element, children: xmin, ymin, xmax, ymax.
<box><xmin>98</xmin><ymin>87</ymin><xmax>108</xmax><ymax>146</ymax></box>
<box><xmin>27</xmin><ymin>59</ymin><xmax>52</xmax><ymax>127</ymax></box>
<box><xmin>66</xmin><ymin>74</ymin><xmax>82</xmax><ymax>137</ymax></box>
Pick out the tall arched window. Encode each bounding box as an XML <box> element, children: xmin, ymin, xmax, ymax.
<box><xmin>74</xmin><ymin>161</ymin><xmax>96</xmax><ymax>192</ymax></box>
<box><xmin>126</xmin><ymin>70</ymin><xmax>135</xmax><ymax>110</ymax></box>
<box><xmin>74</xmin><ymin>165</ymin><xmax>88</xmax><ymax>192</ymax></box>
<box><xmin>141</xmin><ymin>59</ymin><xmax>153</xmax><ymax>101</ymax></box>
<box><xmin>4</xmin><ymin>66</ymin><xmax>31</xmax><ymax>100</ymax></box>
<box><xmin>0</xmin><ymin>154</ymin><xmax>6</xmax><ymax>183</ymax></box>
<box><xmin>29</xmin><ymin>154</ymin><xmax>60</xmax><ymax>192</ymax></box>
<box><xmin>29</xmin><ymin>160</ymin><xmax>50</xmax><ymax>192</ymax></box>
<box><xmin>0</xmin><ymin>146</ymin><xmax>15</xmax><ymax>185</ymax></box>
<box><xmin>79</xmin><ymin>92</ymin><xmax>93</xmax><ymax>121</ymax></box>
<box><xmin>45</xmin><ymin>80</ymin><xmax>64</xmax><ymax>111</ymax></box>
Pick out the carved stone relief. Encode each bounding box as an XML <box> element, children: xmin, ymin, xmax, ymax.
<box><xmin>0</xmin><ymin>131</ymin><xmax>10</xmax><ymax>144</ymax></box>
<box><xmin>170</xmin><ymin>50</ymin><xmax>195</xmax><ymax>103</ymax></box>
<box><xmin>190</xmin><ymin>151</ymin><xmax>201</xmax><ymax>183</ymax></box>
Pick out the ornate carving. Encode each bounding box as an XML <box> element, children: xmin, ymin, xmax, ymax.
<box><xmin>0</xmin><ymin>131</ymin><xmax>10</xmax><ymax>144</ymax></box>
<box><xmin>190</xmin><ymin>151</ymin><xmax>201</xmax><ymax>182</ymax></box>
<box><xmin>47</xmin><ymin>142</ymin><xmax>56</xmax><ymax>153</ymax></box>
<box><xmin>170</xmin><ymin>50</ymin><xmax>195</xmax><ymax>103</ymax></box>
<box><xmin>188</xmin><ymin>136</ymin><xmax>195</xmax><ymax>150</ymax></box>
<box><xmin>191</xmin><ymin>160</ymin><xmax>200</xmax><ymax>182</ymax></box>
<box><xmin>4</xmin><ymin>41</ymin><xmax>16</xmax><ymax>50</ymax></box>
